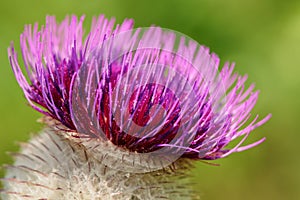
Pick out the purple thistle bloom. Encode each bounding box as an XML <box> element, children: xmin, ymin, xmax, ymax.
<box><xmin>9</xmin><ymin>15</ymin><xmax>271</xmax><ymax>161</ymax></box>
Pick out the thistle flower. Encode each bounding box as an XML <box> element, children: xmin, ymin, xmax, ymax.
<box><xmin>2</xmin><ymin>15</ymin><xmax>271</xmax><ymax>199</ymax></box>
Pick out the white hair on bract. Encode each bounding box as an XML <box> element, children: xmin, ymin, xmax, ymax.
<box><xmin>1</xmin><ymin>118</ymin><xmax>197</xmax><ymax>200</ymax></box>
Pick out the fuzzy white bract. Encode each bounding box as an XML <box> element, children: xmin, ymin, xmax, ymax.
<box><xmin>2</xmin><ymin>119</ymin><xmax>194</xmax><ymax>200</ymax></box>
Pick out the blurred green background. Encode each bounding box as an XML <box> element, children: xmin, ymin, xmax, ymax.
<box><xmin>0</xmin><ymin>0</ymin><xmax>299</xmax><ymax>199</ymax></box>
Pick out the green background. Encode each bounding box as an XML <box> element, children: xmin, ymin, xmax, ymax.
<box><xmin>0</xmin><ymin>0</ymin><xmax>299</xmax><ymax>199</ymax></box>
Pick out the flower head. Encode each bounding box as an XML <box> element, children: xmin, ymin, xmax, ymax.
<box><xmin>3</xmin><ymin>14</ymin><xmax>271</xmax><ymax>200</ymax></box>
<box><xmin>9</xmin><ymin>15</ymin><xmax>271</xmax><ymax>164</ymax></box>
